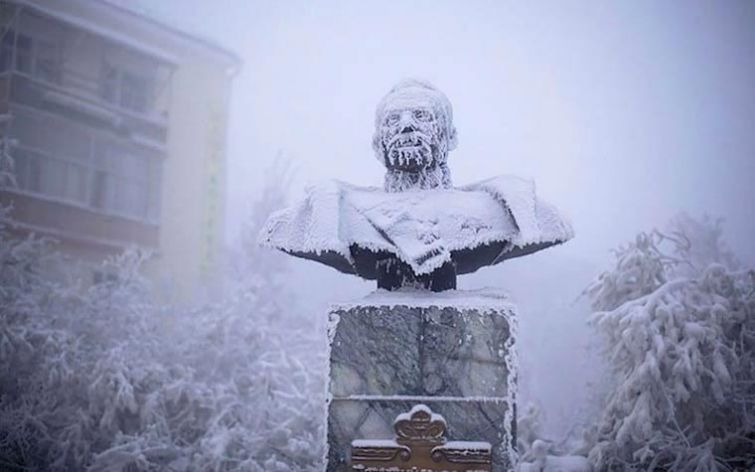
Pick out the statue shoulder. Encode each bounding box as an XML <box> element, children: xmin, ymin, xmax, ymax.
<box><xmin>461</xmin><ymin>174</ymin><xmax>535</xmax><ymax>198</ymax></box>
<box><xmin>258</xmin><ymin>178</ymin><xmax>349</xmax><ymax>255</ymax></box>
<box><xmin>462</xmin><ymin>174</ymin><xmax>574</xmax><ymax>246</ymax></box>
<box><xmin>258</xmin><ymin>179</ymin><xmax>385</xmax><ymax>255</ymax></box>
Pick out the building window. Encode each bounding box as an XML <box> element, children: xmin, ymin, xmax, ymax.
<box><xmin>100</xmin><ymin>61</ymin><xmax>118</xmax><ymax>104</ymax></box>
<box><xmin>14</xmin><ymin>34</ymin><xmax>32</xmax><ymax>75</ymax></box>
<box><xmin>12</xmin><ymin>146</ymin><xmax>87</xmax><ymax>205</ymax></box>
<box><xmin>120</xmin><ymin>71</ymin><xmax>150</xmax><ymax>113</ymax></box>
<box><xmin>1</xmin><ymin>29</ymin><xmax>62</xmax><ymax>84</ymax></box>
<box><xmin>100</xmin><ymin>60</ymin><xmax>154</xmax><ymax>115</ymax></box>
<box><xmin>9</xmin><ymin>108</ymin><xmax>162</xmax><ymax>223</ymax></box>
<box><xmin>10</xmin><ymin>108</ymin><xmax>90</xmax><ymax>205</ymax></box>
<box><xmin>33</xmin><ymin>39</ymin><xmax>62</xmax><ymax>84</ymax></box>
<box><xmin>0</xmin><ymin>32</ymin><xmax>14</xmax><ymax>73</ymax></box>
<box><xmin>92</xmin><ymin>142</ymin><xmax>153</xmax><ymax>220</ymax></box>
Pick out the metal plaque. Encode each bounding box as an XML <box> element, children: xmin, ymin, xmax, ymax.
<box><xmin>350</xmin><ymin>404</ymin><xmax>492</xmax><ymax>472</ymax></box>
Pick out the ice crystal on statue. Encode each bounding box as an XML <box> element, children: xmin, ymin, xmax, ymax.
<box><xmin>260</xmin><ymin>78</ymin><xmax>573</xmax><ymax>291</ymax></box>
<box><xmin>373</xmin><ymin>79</ymin><xmax>457</xmax><ymax>192</ymax></box>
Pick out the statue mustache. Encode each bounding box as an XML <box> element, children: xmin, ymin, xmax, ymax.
<box><xmin>387</xmin><ymin>130</ymin><xmax>432</xmax><ymax>148</ymax></box>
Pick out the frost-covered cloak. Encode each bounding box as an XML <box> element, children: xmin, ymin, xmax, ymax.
<box><xmin>258</xmin><ymin>175</ymin><xmax>574</xmax><ymax>280</ymax></box>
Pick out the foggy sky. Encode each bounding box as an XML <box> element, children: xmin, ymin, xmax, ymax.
<box><xmin>141</xmin><ymin>0</ymin><xmax>755</xmax><ymax>437</ymax></box>
<box><xmin>146</xmin><ymin>0</ymin><xmax>755</xmax><ymax>264</ymax></box>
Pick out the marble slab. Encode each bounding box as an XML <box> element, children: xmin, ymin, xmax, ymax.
<box><xmin>326</xmin><ymin>289</ymin><xmax>517</xmax><ymax>471</ymax></box>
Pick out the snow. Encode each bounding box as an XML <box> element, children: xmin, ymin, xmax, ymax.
<box><xmin>332</xmin><ymin>287</ymin><xmax>514</xmax><ymax>310</ymax></box>
<box><xmin>323</xmin><ymin>311</ymin><xmax>340</xmax><ymax>468</ymax></box>
<box><xmin>393</xmin><ymin>404</ymin><xmax>446</xmax><ymax>428</ymax></box>
<box><xmin>440</xmin><ymin>441</ymin><xmax>492</xmax><ymax>451</ymax></box>
<box><xmin>518</xmin><ymin>456</ymin><xmax>592</xmax><ymax>472</ymax></box>
<box><xmin>502</xmin><ymin>297</ymin><xmax>520</xmax><ymax>467</ymax></box>
<box><xmin>260</xmin><ymin>175</ymin><xmax>573</xmax><ymax>277</ymax></box>
<box><xmin>351</xmin><ymin>439</ymin><xmax>401</xmax><ymax>449</ymax></box>
<box><xmin>0</xmin><ymin>174</ymin><xmax>328</xmax><ymax>471</ymax></box>
<box><xmin>518</xmin><ymin>441</ymin><xmax>591</xmax><ymax>471</ymax></box>
<box><xmin>582</xmin><ymin>215</ymin><xmax>755</xmax><ymax>470</ymax></box>
<box><xmin>463</xmin><ymin>176</ymin><xmax>572</xmax><ymax>251</ymax></box>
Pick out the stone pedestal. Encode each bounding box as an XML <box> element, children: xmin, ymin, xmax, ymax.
<box><xmin>326</xmin><ymin>289</ymin><xmax>517</xmax><ymax>471</ymax></box>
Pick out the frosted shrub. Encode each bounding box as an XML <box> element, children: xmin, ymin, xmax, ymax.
<box><xmin>0</xmin><ymin>138</ymin><xmax>16</xmax><ymax>188</ymax></box>
<box><xmin>0</xmin><ymin>161</ymin><xmax>325</xmax><ymax>471</ymax></box>
<box><xmin>585</xmin><ymin>214</ymin><xmax>755</xmax><ymax>471</ymax></box>
<box><xmin>516</xmin><ymin>402</ymin><xmax>545</xmax><ymax>459</ymax></box>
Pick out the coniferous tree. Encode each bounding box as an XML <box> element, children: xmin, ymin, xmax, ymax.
<box><xmin>585</xmin><ymin>214</ymin><xmax>755</xmax><ymax>471</ymax></box>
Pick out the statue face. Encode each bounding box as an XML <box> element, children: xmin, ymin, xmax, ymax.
<box><xmin>376</xmin><ymin>98</ymin><xmax>447</xmax><ymax>173</ymax></box>
<box><xmin>373</xmin><ymin>80</ymin><xmax>457</xmax><ymax>192</ymax></box>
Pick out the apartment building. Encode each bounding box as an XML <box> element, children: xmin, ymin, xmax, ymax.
<box><xmin>0</xmin><ymin>0</ymin><xmax>240</xmax><ymax>298</ymax></box>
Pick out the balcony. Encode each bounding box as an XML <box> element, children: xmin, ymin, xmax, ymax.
<box><xmin>0</xmin><ymin>186</ymin><xmax>160</xmax><ymax>251</ymax></box>
<box><xmin>0</xmin><ymin>99</ymin><xmax>163</xmax><ymax>250</ymax></box>
<box><xmin>0</xmin><ymin>8</ymin><xmax>173</xmax><ymax>250</ymax></box>
<box><xmin>0</xmin><ymin>8</ymin><xmax>174</xmax><ymax>141</ymax></box>
<box><xmin>8</xmin><ymin>70</ymin><xmax>169</xmax><ymax>144</ymax></box>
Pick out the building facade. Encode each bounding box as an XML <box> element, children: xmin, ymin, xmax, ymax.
<box><xmin>0</xmin><ymin>0</ymin><xmax>240</xmax><ymax>299</ymax></box>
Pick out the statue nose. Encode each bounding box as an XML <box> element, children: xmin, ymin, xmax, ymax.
<box><xmin>399</xmin><ymin>110</ymin><xmax>415</xmax><ymax>133</ymax></box>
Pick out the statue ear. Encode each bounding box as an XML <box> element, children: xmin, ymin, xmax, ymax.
<box><xmin>447</xmin><ymin>126</ymin><xmax>458</xmax><ymax>151</ymax></box>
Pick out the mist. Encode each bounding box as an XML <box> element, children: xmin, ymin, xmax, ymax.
<box><xmin>145</xmin><ymin>0</ymin><xmax>755</xmax><ymax>261</ymax></box>
<box><xmin>135</xmin><ymin>0</ymin><xmax>755</xmax><ymax>437</ymax></box>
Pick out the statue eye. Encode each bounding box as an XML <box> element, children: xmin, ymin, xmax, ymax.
<box><xmin>414</xmin><ymin>109</ymin><xmax>432</xmax><ymax>121</ymax></box>
<box><xmin>385</xmin><ymin>113</ymin><xmax>400</xmax><ymax>125</ymax></box>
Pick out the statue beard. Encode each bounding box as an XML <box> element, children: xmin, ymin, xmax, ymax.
<box><xmin>384</xmin><ymin>130</ymin><xmax>434</xmax><ymax>172</ymax></box>
<box><xmin>381</xmin><ymin>132</ymin><xmax>452</xmax><ymax>193</ymax></box>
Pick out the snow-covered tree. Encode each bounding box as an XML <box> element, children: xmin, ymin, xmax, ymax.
<box><xmin>585</xmin><ymin>214</ymin><xmax>755</xmax><ymax>471</ymax></box>
<box><xmin>0</xmin><ymin>137</ymin><xmax>16</xmax><ymax>188</ymax></box>
<box><xmin>517</xmin><ymin>402</ymin><xmax>545</xmax><ymax>459</ymax></box>
<box><xmin>0</xmin><ymin>160</ymin><xmax>326</xmax><ymax>471</ymax></box>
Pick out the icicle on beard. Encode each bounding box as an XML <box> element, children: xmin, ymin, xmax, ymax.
<box><xmin>385</xmin><ymin>132</ymin><xmax>433</xmax><ymax>171</ymax></box>
<box><xmin>382</xmin><ymin>130</ymin><xmax>452</xmax><ymax>192</ymax></box>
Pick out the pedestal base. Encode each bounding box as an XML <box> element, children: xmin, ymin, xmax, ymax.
<box><xmin>326</xmin><ymin>289</ymin><xmax>518</xmax><ymax>471</ymax></box>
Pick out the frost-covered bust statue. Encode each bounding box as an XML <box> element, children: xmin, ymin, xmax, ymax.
<box><xmin>374</xmin><ymin>79</ymin><xmax>456</xmax><ymax>192</ymax></box>
<box><xmin>260</xmin><ymin>79</ymin><xmax>573</xmax><ymax>291</ymax></box>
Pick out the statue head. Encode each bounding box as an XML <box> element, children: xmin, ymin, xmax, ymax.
<box><xmin>373</xmin><ymin>79</ymin><xmax>458</xmax><ymax>192</ymax></box>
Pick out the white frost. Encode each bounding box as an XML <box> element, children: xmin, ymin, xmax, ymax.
<box><xmin>260</xmin><ymin>175</ymin><xmax>573</xmax><ymax>277</ymax></box>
